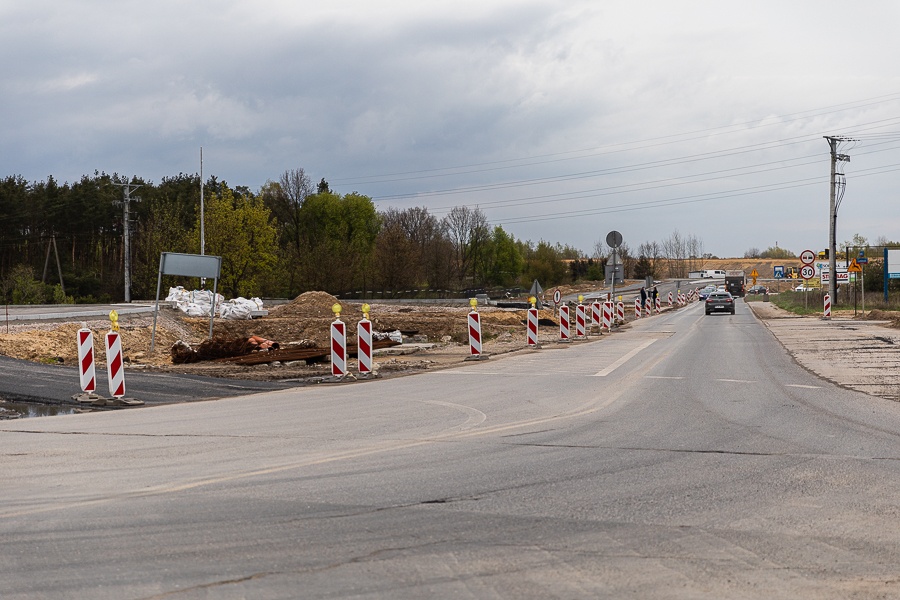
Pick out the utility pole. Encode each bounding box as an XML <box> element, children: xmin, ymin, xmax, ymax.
<box><xmin>824</xmin><ymin>136</ymin><xmax>853</xmax><ymax>304</ymax></box>
<box><xmin>113</xmin><ymin>182</ymin><xmax>141</xmax><ymax>303</ymax></box>
<box><xmin>200</xmin><ymin>147</ymin><xmax>205</xmax><ymax>256</ymax></box>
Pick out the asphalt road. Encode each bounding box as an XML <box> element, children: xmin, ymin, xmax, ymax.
<box><xmin>0</xmin><ymin>355</ymin><xmax>298</xmax><ymax>407</ymax></box>
<box><xmin>3</xmin><ymin>300</ymin><xmax>900</xmax><ymax>598</ymax></box>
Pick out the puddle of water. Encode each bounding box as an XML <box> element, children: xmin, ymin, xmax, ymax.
<box><xmin>0</xmin><ymin>401</ymin><xmax>80</xmax><ymax>419</ymax></box>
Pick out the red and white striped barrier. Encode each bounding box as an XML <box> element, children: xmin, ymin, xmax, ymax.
<box><xmin>331</xmin><ymin>319</ymin><xmax>347</xmax><ymax>377</ymax></box>
<box><xmin>667</xmin><ymin>291</ymin><xmax>673</xmax><ymax>306</ymax></box>
<box><xmin>617</xmin><ymin>301</ymin><xmax>625</xmax><ymax>323</ymax></box>
<box><xmin>634</xmin><ymin>297</ymin><xmax>642</xmax><ymax>319</ymax></box>
<box><xmin>468</xmin><ymin>310</ymin><xmax>484</xmax><ymax>355</ymax></box>
<box><xmin>575</xmin><ymin>304</ymin><xmax>587</xmax><ymax>338</ymax></box>
<box><xmin>591</xmin><ymin>302</ymin><xmax>602</xmax><ymax>333</ymax></box>
<box><xmin>357</xmin><ymin>318</ymin><xmax>373</xmax><ymax>375</ymax></box>
<box><xmin>645</xmin><ymin>298</ymin><xmax>652</xmax><ymax>316</ymax></box>
<box><xmin>104</xmin><ymin>331</ymin><xmax>125</xmax><ymax>398</ymax></box>
<box><xmin>678</xmin><ymin>292</ymin><xmax>685</xmax><ymax>306</ymax></box>
<box><xmin>77</xmin><ymin>328</ymin><xmax>96</xmax><ymax>393</ymax></box>
<box><xmin>602</xmin><ymin>301</ymin><xmax>613</xmax><ymax>331</ymax></box>
<box><xmin>559</xmin><ymin>305</ymin><xmax>570</xmax><ymax>341</ymax></box>
<box><xmin>824</xmin><ymin>294</ymin><xmax>831</xmax><ymax>319</ymax></box>
<box><xmin>527</xmin><ymin>307</ymin><xmax>540</xmax><ymax>347</ymax></box>
<box><xmin>655</xmin><ymin>297</ymin><xmax>661</xmax><ymax>313</ymax></box>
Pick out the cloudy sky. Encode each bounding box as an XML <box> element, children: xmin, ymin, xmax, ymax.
<box><xmin>3</xmin><ymin>1</ymin><xmax>899</xmax><ymax>258</ymax></box>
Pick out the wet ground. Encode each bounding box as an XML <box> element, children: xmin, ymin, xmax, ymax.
<box><xmin>0</xmin><ymin>398</ymin><xmax>80</xmax><ymax>419</ymax></box>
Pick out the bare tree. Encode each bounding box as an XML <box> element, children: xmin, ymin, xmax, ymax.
<box><xmin>638</xmin><ymin>240</ymin><xmax>663</xmax><ymax>276</ymax></box>
<box><xmin>443</xmin><ymin>206</ymin><xmax>489</xmax><ymax>288</ymax></box>
<box><xmin>374</xmin><ymin>209</ymin><xmax>419</xmax><ymax>295</ymax></box>
<box><xmin>260</xmin><ymin>168</ymin><xmax>315</xmax><ymax>295</ymax></box>
<box><xmin>687</xmin><ymin>234</ymin><xmax>704</xmax><ymax>272</ymax></box>
<box><xmin>663</xmin><ymin>230</ymin><xmax>686</xmax><ymax>277</ymax></box>
<box><xmin>593</xmin><ymin>238</ymin><xmax>609</xmax><ymax>260</ymax></box>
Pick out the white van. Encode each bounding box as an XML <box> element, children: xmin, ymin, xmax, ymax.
<box><xmin>703</xmin><ymin>270</ymin><xmax>726</xmax><ymax>278</ymax></box>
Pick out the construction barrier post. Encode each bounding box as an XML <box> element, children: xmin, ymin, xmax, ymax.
<box><xmin>602</xmin><ymin>301</ymin><xmax>613</xmax><ymax>332</ymax></box>
<box><xmin>823</xmin><ymin>294</ymin><xmax>831</xmax><ymax>319</ymax></box>
<box><xmin>330</xmin><ymin>303</ymin><xmax>347</xmax><ymax>379</ymax></box>
<box><xmin>357</xmin><ymin>303</ymin><xmax>376</xmax><ymax>377</ymax></box>
<box><xmin>667</xmin><ymin>291</ymin><xmax>673</xmax><ymax>306</ymax></box>
<box><xmin>634</xmin><ymin>297</ymin><xmax>642</xmax><ymax>319</ymax></box>
<box><xmin>105</xmin><ymin>311</ymin><xmax>125</xmax><ymax>398</ymax></box>
<box><xmin>558</xmin><ymin>304</ymin><xmax>571</xmax><ymax>343</ymax></box>
<box><xmin>655</xmin><ymin>297</ymin><xmax>661</xmax><ymax>314</ymax></box>
<box><xmin>77</xmin><ymin>327</ymin><xmax>96</xmax><ymax>393</ymax></box>
<box><xmin>591</xmin><ymin>302</ymin><xmax>602</xmax><ymax>335</ymax></box>
<box><xmin>617</xmin><ymin>301</ymin><xmax>625</xmax><ymax>324</ymax></box>
<box><xmin>575</xmin><ymin>296</ymin><xmax>587</xmax><ymax>340</ymax></box>
<box><xmin>527</xmin><ymin>296</ymin><xmax>541</xmax><ymax>348</ymax></box>
<box><xmin>466</xmin><ymin>297</ymin><xmax>490</xmax><ymax>359</ymax></box>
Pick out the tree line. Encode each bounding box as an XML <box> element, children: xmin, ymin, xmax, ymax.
<box><xmin>0</xmin><ymin>169</ymin><xmax>595</xmax><ymax>303</ymax></box>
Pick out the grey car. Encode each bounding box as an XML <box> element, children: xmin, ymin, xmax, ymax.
<box><xmin>705</xmin><ymin>291</ymin><xmax>735</xmax><ymax>315</ymax></box>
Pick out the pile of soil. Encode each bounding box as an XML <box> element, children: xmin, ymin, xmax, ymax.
<box><xmin>0</xmin><ymin>314</ymin><xmax>192</xmax><ymax>367</ymax></box>
<box><xmin>865</xmin><ymin>309</ymin><xmax>900</xmax><ymax>325</ymax></box>
<box><xmin>270</xmin><ymin>291</ymin><xmax>342</xmax><ymax>319</ymax></box>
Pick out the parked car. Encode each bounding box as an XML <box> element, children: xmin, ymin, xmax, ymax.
<box><xmin>747</xmin><ymin>285</ymin><xmax>768</xmax><ymax>295</ymax></box>
<box><xmin>793</xmin><ymin>284</ymin><xmax>820</xmax><ymax>292</ymax></box>
<box><xmin>698</xmin><ymin>285</ymin><xmax>717</xmax><ymax>300</ymax></box>
<box><xmin>705</xmin><ymin>291</ymin><xmax>735</xmax><ymax>315</ymax></box>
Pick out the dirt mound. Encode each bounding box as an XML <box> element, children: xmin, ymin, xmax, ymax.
<box><xmin>0</xmin><ymin>313</ymin><xmax>193</xmax><ymax>367</ymax></box>
<box><xmin>270</xmin><ymin>291</ymin><xmax>341</xmax><ymax>318</ymax></box>
<box><xmin>865</xmin><ymin>309</ymin><xmax>900</xmax><ymax>327</ymax></box>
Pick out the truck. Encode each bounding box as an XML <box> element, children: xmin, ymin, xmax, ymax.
<box><xmin>724</xmin><ymin>270</ymin><xmax>746</xmax><ymax>297</ymax></box>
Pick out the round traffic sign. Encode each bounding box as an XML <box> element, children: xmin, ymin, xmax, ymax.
<box><xmin>606</xmin><ymin>230</ymin><xmax>623</xmax><ymax>249</ymax></box>
<box><xmin>800</xmin><ymin>249</ymin><xmax>816</xmax><ymax>265</ymax></box>
<box><xmin>800</xmin><ymin>265</ymin><xmax>816</xmax><ymax>280</ymax></box>
<box><xmin>553</xmin><ymin>289</ymin><xmax>561</xmax><ymax>304</ymax></box>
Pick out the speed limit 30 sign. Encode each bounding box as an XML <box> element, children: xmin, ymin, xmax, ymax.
<box><xmin>800</xmin><ymin>265</ymin><xmax>816</xmax><ymax>280</ymax></box>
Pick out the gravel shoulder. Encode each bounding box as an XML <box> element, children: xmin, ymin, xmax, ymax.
<box><xmin>748</xmin><ymin>299</ymin><xmax>900</xmax><ymax>401</ymax></box>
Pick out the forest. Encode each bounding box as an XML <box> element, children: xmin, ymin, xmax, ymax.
<box><xmin>0</xmin><ymin>168</ymin><xmax>601</xmax><ymax>304</ymax></box>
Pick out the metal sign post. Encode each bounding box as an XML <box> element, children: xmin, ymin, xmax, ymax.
<box><xmin>150</xmin><ymin>252</ymin><xmax>222</xmax><ymax>352</ymax></box>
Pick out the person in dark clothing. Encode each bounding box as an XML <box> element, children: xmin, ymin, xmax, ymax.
<box><xmin>640</xmin><ymin>287</ymin><xmax>647</xmax><ymax>304</ymax></box>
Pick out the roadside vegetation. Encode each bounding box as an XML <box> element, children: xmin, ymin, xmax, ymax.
<box><xmin>0</xmin><ymin>169</ymin><xmax>707</xmax><ymax>304</ymax></box>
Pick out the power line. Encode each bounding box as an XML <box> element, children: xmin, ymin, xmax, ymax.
<box><xmin>332</xmin><ymin>92</ymin><xmax>900</xmax><ymax>185</ymax></box>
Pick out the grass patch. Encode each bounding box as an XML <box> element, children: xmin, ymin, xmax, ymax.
<box><xmin>769</xmin><ymin>291</ymin><xmax>826</xmax><ymax>315</ymax></box>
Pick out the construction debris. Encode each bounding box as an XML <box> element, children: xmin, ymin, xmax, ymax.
<box><xmin>170</xmin><ymin>335</ymin><xmax>402</xmax><ymax>365</ymax></box>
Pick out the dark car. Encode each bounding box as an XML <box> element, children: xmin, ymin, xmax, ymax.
<box><xmin>698</xmin><ymin>285</ymin><xmax>717</xmax><ymax>300</ymax></box>
<box><xmin>747</xmin><ymin>285</ymin><xmax>768</xmax><ymax>295</ymax></box>
<box><xmin>705</xmin><ymin>291</ymin><xmax>735</xmax><ymax>315</ymax></box>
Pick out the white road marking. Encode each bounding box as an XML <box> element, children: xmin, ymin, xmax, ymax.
<box><xmin>786</xmin><ymin>384</ymin><xmax>822</xmax><ymax>389</ymax></box>
<box><xmin>593</xmin><ymin>339</ymin><xmax>658</xmax><ymax>377</ymax></box>
<box><xmin>645</xmin><ymin>375</ymin><xmax>684</xmax><ymax>380</ymax></box>
<box><xmin>716</xmin><ymin>379</ymin><xmax>755</xmax><ymax>383</ymax></box>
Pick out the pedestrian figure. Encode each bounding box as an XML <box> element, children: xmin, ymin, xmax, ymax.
<box><xmin>640</xmin><ymin>287</ymin><xmax>647</xmax><ymax>305</ymax></box>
